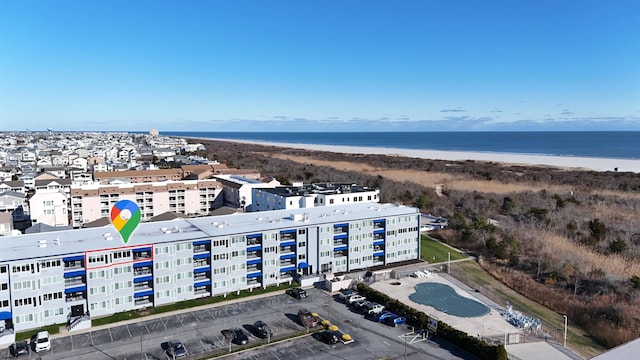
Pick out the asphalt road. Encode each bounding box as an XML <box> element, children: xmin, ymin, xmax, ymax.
<box><xmin>4</xmin><ymin>287</ymin><xmax>474</xmax><ymax>360</ymax></box>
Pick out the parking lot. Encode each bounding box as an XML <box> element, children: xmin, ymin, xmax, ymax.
<box><xmin>3</xmin><ymin>288</ymin><xmax>473</xmax><ymax>360</ymax></box>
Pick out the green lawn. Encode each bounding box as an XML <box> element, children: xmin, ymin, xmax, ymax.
<box><xmin>420</xmin><ymin>234</ymin><xmax>467</xmax><ymax>264</ymax></box>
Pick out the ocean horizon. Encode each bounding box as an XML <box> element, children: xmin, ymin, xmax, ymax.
<box><xmin>162</xmin><ymin>131</ymin><xmax>640</xmax><ymax>160</ymax></box>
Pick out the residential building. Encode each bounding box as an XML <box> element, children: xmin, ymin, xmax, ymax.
<box><xmin>69</xmin><ymin>179</ymin><xmax>223</xmax><ymax>227</ymax></box>
<box><xmin>93</xmin><ymin>169</ymin><xmax>184</xmax><ymax>184</ymax></box>
<box><xmin>214</xmin><ymin>175</ymin><xmax>280</xmax><ymax>211</ymax></box>
<box><xmin>28</xmin><ymin>189</ymin><xmax>69</xmax><ymax>227</ymax></box>
<box><xmin>0</xmin><ymin>202</ymin><xmax>420</xmax><ymax>341</ymax></box>
<box><xmin>252</xmin><ymin>182</ymin><xmax>380</xmax><ymax>212</ymax></box>
<box><xmin>0</xmin><ymin>213</ymin><xmax>12</xmax><ymax>237</ymax></box>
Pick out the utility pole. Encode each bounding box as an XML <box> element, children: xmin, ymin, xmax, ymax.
<box><xmin>563</xmin><ymin>315</ymin><xmax>568</xmax><ymax>347</ymax></box>
<box><xmin>404</xmin><ymin>335</ymin><xmax>407</xmax><ymax>359</ymax></box>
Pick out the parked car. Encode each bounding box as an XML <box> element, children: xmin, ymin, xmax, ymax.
<box><xmin>253</xmin><ymin>320</ymin><xmax>273</xmax><ymax>339</ymax></box>
<box><xmin>338</xmin><ymin>289</ymin><xmax>356</xmax><ymax>300</ymax></box>
<box><xmin>383</xmin><ymin>315</ymin><xmax>407</xmax><ymax>327</ymax></box>
<box><xmin>353</xmin><ymin>299</ymin><xmax>372</xmax><ymax>309</ymax></box>
<box><xmin>32</xmin><ymin>331</ymin><xmax>51</xmax><ymax>353</ymax></box>
<box><xmin>298</xmin><ymin>309</ymin><xmax>319</xmax><ymax>328</ymax></box>
<box><xmin>347</xmin><ymin>294</ymin><xmax>366</xmax><ymax>304</ymax></box>
<box><xmin>363</xmin><ymin>302</ymin><xmax>385</xmax><ymax>314</ymax></box>
<box><xmin>286</xmin><ymin>287</ymin><xmax>308</xmax><ymax>299</ymax></box>
<box><xmin>320</xmin><ymin>330</ymin><xmax>341</xmax><ymax>344</ymax></box>
<box><xmin>9</xmin><ymin>341</ymin><xmax>29</xmax><ymax>357</ymax></box>
<box><xmin>221</xmin><ymin>328</ymin><xmax>249</xmax><ymax>345</ymax></box>
<box><xmin>368</xmin><ymin>310</ymin><xmax>396</xmax><ymax>322</ymax></box>
<box><xmin>161</xmin><ymin>340</ymin><xmax>188</xmax><ymax>359</ymax></box>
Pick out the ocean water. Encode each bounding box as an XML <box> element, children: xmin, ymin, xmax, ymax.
<box><xmin>162</xmin><ymin>131</ymin><xmax>640</xmax><ymax>160</ymax></box>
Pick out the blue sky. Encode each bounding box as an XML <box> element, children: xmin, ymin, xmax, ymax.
<box><xmin>1</xmin><ymin>0</ymin><xmax>639</xmax><ymax>132</ymax></box>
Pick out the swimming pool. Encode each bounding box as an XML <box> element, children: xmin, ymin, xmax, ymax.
<box><xmin>408</xmin><ymin>282</ymin><xmax>490</xmax><ymax>317</ymax></box>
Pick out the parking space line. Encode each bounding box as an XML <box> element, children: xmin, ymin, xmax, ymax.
<box><xmin>143</xmin><ymin>320</ymin><xmax>150</xmax><ymax>334</ymax></box>
<box><xmin>108</xmin><ymin>328</ymin><xmax>114</xmax><ymax>342</ymax></box>
<box><xmin>125</xmin><ymin>324</ymin><xmax>133</xmax><ymax>338</ymax></box>
<box><xmin>270</xmin><ymin>350</ymin><xmax>282</xmax><ymax>360</ymax></box>
<box><xmin>303</xmin><ymin>340</ymin><xmax>316</xmax><ymax>354</ymax></box>
<box><xmin>191</xmin><ymin>311</ymin><xmax>201</xmax><ymax>323</ymax></box>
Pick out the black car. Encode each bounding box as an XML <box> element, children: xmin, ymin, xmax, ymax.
<box><xmin>286</xmin><ymin>287</ymin><xmax>308</xmax><ymax>299</ymax></box>
<box><xmin>253</xmin><ymin>320</ymin><xmax>273</xmax><ymax>339</ymax></box>
<box><xmin>161</xmin><ymin>340</ymin><xmax>188</xmax><ymax>359</ymax></box>
<box><xmin>320</xmin><ymin>330</ymin><xmax>341</xmax><ymax>345</ymax></box>
<box><xmin>222</xmin><ymin>328</ymin><xmax>249</xmax><ymax>345</ymax></box>
<box><xmin>9</xmin><ymin>341</ymin><xmax>29</xmax><ymax>357</ymax></box>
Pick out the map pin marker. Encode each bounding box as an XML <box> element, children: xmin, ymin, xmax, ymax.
<box><xmin>110</xmin><ymin>200</ymin><xmax>141</xmax><ymax>244</ymax></box>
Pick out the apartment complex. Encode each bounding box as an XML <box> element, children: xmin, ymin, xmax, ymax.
<box><xmin>70</xmin><ymin>179</ymin><xmax>224</xmax><ymax>227</ymax></box>
<box><xmin>0</xmin><ymin>202</ymin><xmax>420</xmax><ymax>342</ymax></box>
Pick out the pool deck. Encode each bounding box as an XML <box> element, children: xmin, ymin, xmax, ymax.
<box><xmin>370</xmin><ymin>273</ymin><xmax>517</xmax><ymax>338</ymax></box>
<box><xmin>370</xmin><ymin>272</ymin><xmax>580</xmax><ymax>359</ymax></box>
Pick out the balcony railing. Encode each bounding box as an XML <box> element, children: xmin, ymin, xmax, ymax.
<box><xmin>134</xmin><ymin>282</ymin><xmax>152</xmax><ymax>291</ymax></box>
<box><xmin>194</xmin><ymin>273</ymin><xmax>210</xmax><ymax>281</ymax></box>
<box><xmin>193</xmin><ymin>245</ymin><xmax>209</xmax><ymax>253</ymax></box>
<box><xmin>134</xmin><ymin>268</ymin><xmax>152</xmax><ymax>277</ymax></box>
<box><xmin>64</xmin><ymin>277</ymin><xmax>85</xmax><ymax>286</ymax></box>
<box><xmin>66</xmin><ymin>294</ymin><xmax>86</xmax><ymax>303</ymax></box>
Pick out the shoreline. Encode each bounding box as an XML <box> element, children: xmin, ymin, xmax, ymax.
<box><xmin>192</xmin><ymin>137</ymin><xmax>640</xmax><ymax>173</ymax></box>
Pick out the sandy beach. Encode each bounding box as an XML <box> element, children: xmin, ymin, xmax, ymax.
<box><xmin>200</xmin><ymin>138</ymin><xmax>640</xmax><ymax>173</ymax></box>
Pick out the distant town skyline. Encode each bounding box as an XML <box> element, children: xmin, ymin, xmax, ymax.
<box><xmin>1</xmin><ymin>1</ymin><xmax>639</xmax><ymax>132</ymax></box>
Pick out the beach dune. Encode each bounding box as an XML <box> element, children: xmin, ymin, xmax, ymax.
<box><xmin>202</xmin><ymin>138</ymin><xmax>640</xmax><ymax>173</ymax></box>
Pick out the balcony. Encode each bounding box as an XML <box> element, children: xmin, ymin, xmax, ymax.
<box><xmin>134</xmin><ymin>280</ymin><xmax>152</xmax><ymax>291</ymax></box>
<box><xmin>65</xmin><ymin>287</ymin><xmax>87</xmax><ymax>303</ymax></box>
<box><xmin>195</xmin><ymin>286</ymin><xmax>210</xmax><ymax>296</ymax></box>
<box><xmin>280</xmin><ymin>231</ymin><xmax>296</xmax><ymax>241</ymax></box>
<box><xmin>333</xmin><ymin>225</ymin><xmax>348</xmax><ymax>234</ymax></box>
<box><xmin>333</xmin><ymin>239</ymin><xmax>348</xmax><ymax>247</ymax></box>
<box><xmin>280</xmin><ymin>245</ymin><xmax>295</xmax><ymax>254</ymax></box>
<box><xmin>134</xmin><ymin>267</ymin><xmax>152</xmax><ymax>277</ymax></box>
<box><xmin>247</xmin><ymin>264</ymin><xmax>261</xmax><ymax>273</ymax></box>
<box><xmin>134</xmin><ymin>296</ymin><xmax>153</xmax><ymax>307</ymax></box>
<box><xmin>194</xmin><ymin>259</ymin><xmax>210</xmax><ymax>268</ymax></box>
<box><xmin>132</xmin><ymin>248</ymin><xmax>152</xmax><ymax>261</ymax></box>
<box><xmin>193</xmin><ymin>240</ymin><xmax>210</xmax><ymax>253</ymax></box>
<box><xmin>280</xmin><ymin>259</ymin><xmax>295</xmax><ymax>267</ymax></box>
<box><xmin>333</xmin><ymin>250</ymin><xmax>348</xmax><ymax>257</ymax></box>
<box><xmin>64</xmin><ymin>276</ymin><xmax>85</xmax><ymax>287</ymax></box>
<box><xmin>247</xmin><ymin>251</ymin><xmax>261</xmax><ymax>259</ymax></box>
<box><xmin>194</xmin><ymin>272</ymin><xmax>210</xmax><ymax>282</ymax></box>
<box><xmin>64</xmin><ymin>259</ymin><xmax>84</xmax><ymax>271</ymax></box>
